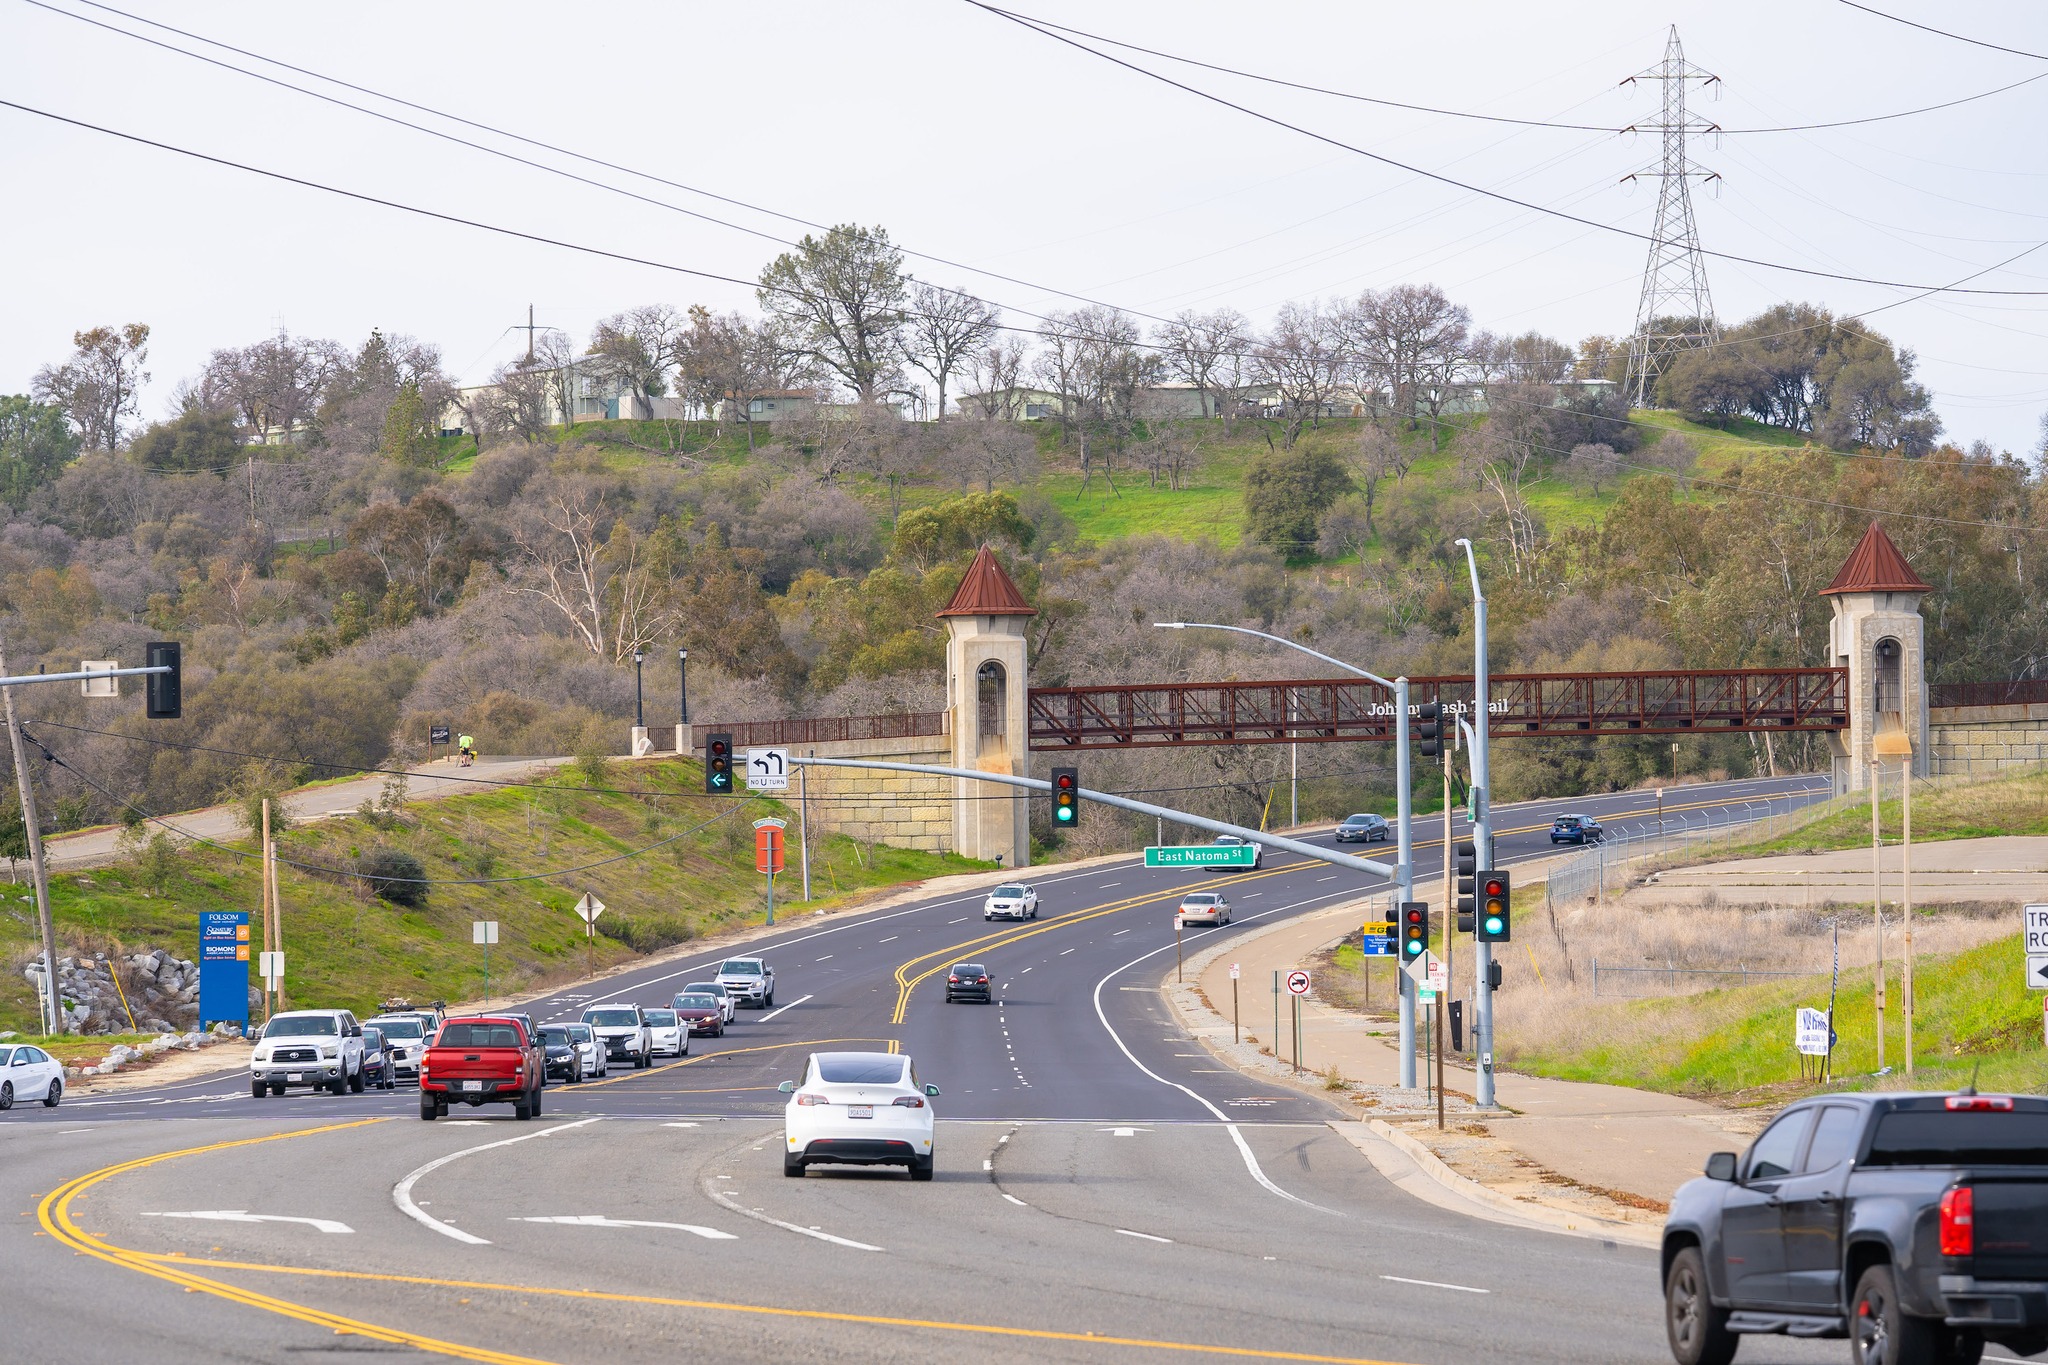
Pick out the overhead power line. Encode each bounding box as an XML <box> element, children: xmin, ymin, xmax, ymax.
<box><xmin>990</xmin><ymin>3</ymin><xmax>2048</xmax><ymax>134</ymax></box>
<box><xmin>1836</xmin><ymin>0</ymin><xmax>2048</xmax><ymax>62</ymax></box>
<box><xmin>961</xmin><ymin>0</ymin><xmax>2048</xmax><ymax>297</ymax></box>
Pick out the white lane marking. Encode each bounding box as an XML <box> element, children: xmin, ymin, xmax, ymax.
<box><xmin>1091</xmin><ymin>891</ymin><xmax>1355</xmax><ymax>1217</ymax></box>
<box><xmin>1060</xmin><ymin>948</ymin><xmax>1076</xmax><ymax>956</ymax></box>
<box><xmin>814</xmin><ymin>955</ymin><xmax>833</xmax><ymax>962</ymax></box>
<box><xmin>706</xmin><ymin>1188</ymin><xmax>881</xmax><ymax>1251</ymax></box>
<box><xmin>1113</xmin><ymin>928</ymin><xmax>1132</xmax><ymax>935</ymax></box>
<box><xmin>394</xmin><ymin>1118</ymin><xmax>601</xmax><ymax>1245</ymax></box>
<box><xmin>983</xmin><ymin>1159</ymin><xmax>993</xmax><ymax>1171</ymax></box>
<box><xmin>1102</xmin><ymin>1127</ymin><xmax>1149</xmax><ymax>1137</ymax></box>
<box><xmin>142</xmin><ymin>1211</ymin><xmax>352</xmax><ymax>1234</ymax></box>
<box><xmin>514</xmin><ymin>1215</ymin><xmax>735</xmax><ymax>1239</ymax></box>
<box><xmin>757</xmin><ymin>995</ymin><xmax>812</xmax><ymax>1022</ymax></box>
<box><xmin>1021</xmin><ymin>967</ymin><xmax>1033</xmax><ymax>973</ymax></box>
<box><xmin>1381</xmin><ymin>1275</ymin><xmax>1489</xmax><ymax>1294</ymax></box>
<box><xmin>1099</xmin><ymin>882</ymin><xmax>1123</xmax><ymax>888</ymax></box>
<box><xmin>663</xmin><ymin>1121</ymin><xmax>700</xmax><ymax>1128</ymax></box>
<box><xmin>1116</xmin><ymin>1228</ymin><xmax>1172</xmax><ymax>1243</ymax></box>
<box><xmin>1317</xmin><ymin>876</ymin><xmax>1337</xmax><ymax>883</ymax></box>
<box><xmin>1241</xmin><ymin>892</ymin><xmax>1263</xmax><ymax>899</ymax></box>
<box><xmin>948</xmin><ymin>917</ymin><xmax>968</xmax><ymax>924</ymax></box>
<box><xmin>60</xmin><ymin>1128</ymin><xmax>92</xmax><ymax>1134</ymax></box>
<box><xmin>877</xmin><ymin>936</ymin><xmax>898</xmax><ymax>944</ymax></box>
<box><xmin>1002</xmin><ymin>1193</ymin><xmax>1028</xmax><ymax>1207</ymax></box>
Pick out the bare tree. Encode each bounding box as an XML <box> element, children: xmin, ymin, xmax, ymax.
<box><xmin>1345</xmin><ymin>284</ymin><xmax>1471</xmax><ymax>442</ymax></box>
<box><xmin>1346</xmin><ymin>420</ymin><xmax>1405</xmax><ymax>529</ymax></box>
<box><xmin>33</xmin><ymin>323</ymin><xmax>151</xmax><ymax>450</ymax></box>
<box><xmin>504</xmin><ymin>480</ymin><xmax>674</xmax><ymax>660</ymax></box>
<box><xmin>676</xmin><ymin>307</ymin><xmax>811</xmax><ymax>453</ymax></box>
<box><xmin>1155</xmin><ymin>308</ymin><xmax>1251</xmax><ymax>419</ymax></box>
<box><xmin>586</xmin><ymin>304</ymin><xmax>688</xmax><ymax>398</ymax></box>
<box><xmin>962</xmin><ymin>336</ymin><xmax>1028</xmax><ymax>420</ymax></box>
<box><xmin>945</xmin><ymin>419</ymin><xmax>1039</xmax><ymax>493</ymax></box>
<box><xmin>1035</xmin><ymin>307</ymin><xmax>1156</xmax><ymax>493</ymax></box>
<box><xmin>202</xmin><ymin>333</ymin><xmax>342</xmax><ymax>441</ymax></box>
<box><xmin>534</xmin><ymin>330</ymin><xmax>581</xmax><ymax>431</ymax></box>
<box><xmin>477</xmin><ymin>363</ymin><xmax>554</xmax><ymax>445</ymax></box>
<box><xmin>903</xmin><ymin>284</ymin><xmax>999</xmax><ymax>422</ymax></box>
<box><xmin>1255</xmin><ymin>301</ymin><xmax>1344</xmax><ymax>448</ymax></box>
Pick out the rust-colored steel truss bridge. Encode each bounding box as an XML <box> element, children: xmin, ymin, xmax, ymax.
<box><xmin>1025</xmin><ymin>667</ymin><xmax>1850</xmax><ymax>751</ymax></box>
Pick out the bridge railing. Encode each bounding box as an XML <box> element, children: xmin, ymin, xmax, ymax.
<box><xmin>1930</xmin><ymin>679</ymin><xmax>2048</xmax><ymax>709</ymax></box>
<box><xmin>688</xmin><ymin>712</ymin><xmax>946</xmax><ymax>750</ymax></box>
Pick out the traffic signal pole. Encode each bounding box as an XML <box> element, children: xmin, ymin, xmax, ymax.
<box><xmin>1457</xmin><ymin>538</ymin><xmax>1498</xmax><ymax>1110</ymax></box>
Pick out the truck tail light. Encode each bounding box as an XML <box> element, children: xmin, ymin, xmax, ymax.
<box><xmin>1940</xmin><ymin>1186</ymin><xmax>1974</xmax><ymax>1257</ymax></box>
<box><xmin>892</xmin><ymin>1096</ymin><xmax>925</xmax><ymax>1108</ymax></box>
<box><xmin>795</xmin><ymin>1093</ymin><xmax>827</xmax><ymax>1106</ymax></box>
<box><xmin>1945</xmin><ymin>1096</ymin><xmax>2014</xmax><ymax>1112</ymax></box>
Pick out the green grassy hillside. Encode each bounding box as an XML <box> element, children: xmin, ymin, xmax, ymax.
<box><xmin>0</xmin><ymin>756</ymin><xmax>984</xmax><ymax>1035</ymax></box>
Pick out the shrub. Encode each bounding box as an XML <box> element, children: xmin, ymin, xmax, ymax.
<box><xmin>357</xmin><ymin>846</ymin><xmax>427</xmax><ymax>907</ymax></box>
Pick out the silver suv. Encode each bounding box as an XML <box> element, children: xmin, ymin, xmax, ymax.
<box><xmin>581</xmin><ymin>1005</ymin><xmax>653</xmax><ymax>1069</ymax></box>
<box><xmin>715</xmin><ymin>957</ymin><xmax>775</xmax><ymax>1009</ymax></box>
<box><xmin>250</xmin><ymin>1009</ymin><xmax>366</xmax><ymax>1097</ymax></box>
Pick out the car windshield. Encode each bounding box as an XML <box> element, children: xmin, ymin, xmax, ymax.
<box><xmin>440</xmin><ymin>1023</ymin><xmax>522</xmax><ymax>1048</ymax></box>
<box><xmin>568</xmin><ymin>1025</ymin><xmax>592</xmax><ymax>1041</ymax></box>
<box><xmin>677</xmin><ymin>995</ymin><xmax>718</xmax><ymax>1009</ymax></box>
<box><xmin>952</xmin><ymin>963</ymin><xmax>986</xmax><ymax>977</ymax></box>
<box><xmin>816</xmin><ymin>1055</ymin><xmax>906</xmax><ymax>1085</ymax></box>
<box><xmin>645</xmin><ymin>1010</ymin><xmax>677</xmax><ymax>1026</ymax></box>
<box><xmin>993</xmin><ymin>885</ymin><xmax>1026</xmax><ymax>897</ymax></box>
<box><xmin>684</xmin><ymin>982</ymin><xmax>723</xmax><ymax>995</ymax></box>
<box><xmin>1214</xmin><ymin>835</ymin><xmax>1243</xmax><ymax>844</ymax></box>
<box><xmin>538</xmin><ymin>1028</ymin><xmax>572</xmax><ymax>1045</ymax></box>
<box><xmin>265</xmin><ymin>1015</ymin><xmax>338</xmax><ymax>1038</ymax></box>
<box><xmin>719</xmin><ymin>961</ymin><xmax>762</xmax><ymax>976</ymax></box>
<box><xmin>369</xmin><ymin>1018</ymin><xmax>423</xmax><ymax>1039</ymax></box>
<box><xmin>587</xmin><ymin>1009</ymin><xmax>639</xmax><ymax>1027</ymax></box>
<box><xmin>1343</xmin><ymin>815</ymin><xmax>1372</xmax><ymax>825</ymax></box>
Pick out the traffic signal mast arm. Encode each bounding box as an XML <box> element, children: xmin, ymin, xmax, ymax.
<box><xmin>786</xmin><ymin>756</ymin><xmax>1402</xmax><ymax>881</ymax></box>
<box><xmin>0</xmin><ymin>663</ymin><xmax>173</xmax><ymax>689</ymax></box>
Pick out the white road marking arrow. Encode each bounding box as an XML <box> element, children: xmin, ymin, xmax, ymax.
<box><xmin>513</xmin><ymin>1215</ymin><xmax>735</xmax><ymax>1240</ymax></box>
<box><xmin>142</xmin><ymin>1210</ymin><xmax>352</xmax><ymax>1234</ymax></box>
<box><xmin>1100</xmin><ymin>1126</ymin><xmax>1153</xmax><ymax>1137</ymax></box>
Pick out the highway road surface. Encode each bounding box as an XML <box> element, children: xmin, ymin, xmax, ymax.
<box><xmin>0</xmin><ymin>775</ymin><xmax>1850</xmax><ymax>1364</ymax></box>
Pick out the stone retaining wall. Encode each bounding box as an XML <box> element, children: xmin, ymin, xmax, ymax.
<box><xmin>776</xmin><ymin>733</ymin><xmax>955</xmax><ymax>853</ymax></box>
<box><xmin>1928</xmin><ymin>702</ymin><xmax>2048</xmax><ymax>778</ymax></box>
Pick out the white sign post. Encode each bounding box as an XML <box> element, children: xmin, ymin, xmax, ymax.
<box><xmin>2026</xmin><ymin>904</ymin><xmax>2048</xmax><ymax>991</ymax></box>
<box><xmin>745</xmin><ymin>747</ymin><xmax>790</xmax><ymax>791</ymax></box>
<box><xmin>473</xmin><ymin>920</ymin><xmax>498</xmax><ymax>1006</ymax></box>
<box><xmin>573</xmin><ymin>894</ymin><xmax>606</xmax><ymax>977</ymax></box>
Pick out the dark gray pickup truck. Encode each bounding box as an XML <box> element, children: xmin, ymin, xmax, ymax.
<box><xmin>1662</xmin><ymin>1091</ymin><xmax>2048</xmax><ymax>1365</ymax></box>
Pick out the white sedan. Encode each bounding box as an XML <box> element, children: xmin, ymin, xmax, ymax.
<box><xmin>0</xmin><ymin>1043</ymin><xmax>64</xmax><ymax>1110</ymax></box>
<box><xmin>566</xmin><ymin>1022</ymin><xmax>607</xmax><ymax>1077</ymax></box>
<box><xmin>779</xmin><ymin>1051</ymin><xmax>939</xmax><ymax>1180</ymax></box>
<box><xmin>643</xmin><ymin>1008</ymin><xmax>689</xmax><ymax>1059</ymax></box>
<box><xmin>1176</xmin><ymin>892</ymin><xmax>1231</xmax><ymax>927</ymax></box>
<box><xmin>982</xmin><ymin>883</ymin><xmax>1038</xmax><ymax>921</ymax></box>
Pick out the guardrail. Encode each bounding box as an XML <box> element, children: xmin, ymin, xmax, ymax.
<box><xmin>689</xmin><ymin>712</ymin><xmax>946</xmax><ymax>749</ymax></box>
<box><xmin>1929</xmin><ymin>679</ymin><xmax>2048</xmax><ymax>709</ymax></box>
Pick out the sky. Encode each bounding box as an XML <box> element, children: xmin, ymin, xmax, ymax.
<box><xmin>5</xmin><ymin>0</ymin><xmax>2048</xmax><ymax>451</ymax></box>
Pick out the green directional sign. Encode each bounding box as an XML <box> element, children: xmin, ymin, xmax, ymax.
<box><xmin>1144</xmin><ymin>844</ymin><xmax>1258</xmax><ymax>869</ymax></box>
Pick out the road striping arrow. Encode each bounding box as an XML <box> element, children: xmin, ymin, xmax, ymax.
<box><xmin>1100</xmin><ymin>1126</ymin><xmax>1152</xmax><ymax>1137</ymax></box>
<box><xmin>143</xmin><ymin>1211</ymin><xmax>352</xmax><ymax>1234</ymax></box>
<box><xmin>513</xmin><ymin>1215</ymin><xmax>735</xmax><ymax>1240</ymax></box>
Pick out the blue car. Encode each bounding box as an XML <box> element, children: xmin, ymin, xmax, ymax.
<box><xmin>1550</xmin><ymin>814</ymin><xmax>1604</xmax><ymax>844</ymax></box>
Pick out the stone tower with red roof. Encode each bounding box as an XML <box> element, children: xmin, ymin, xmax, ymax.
<box><xmin>1823</xmin><ymin>521</ymin><xmax>1931</xmax><ymax>790</ymax></box>
<box><xmin>939</xmin><ymin>546</ymin><xmax>1035</xmax><ymax>866</ymax></box>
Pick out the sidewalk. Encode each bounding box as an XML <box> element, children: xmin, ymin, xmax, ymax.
<box><xmin>43</xmin><ymin>754</ymin><xmax>570</xmax><ymax>871</ymax></box>
<box><xmin>1636</xmin><ymin>834</ymin><xmax>2048</xmax><ymax>906</ymax></box>
<box><xmin>1170</xmin><ymin>894</ymin><xmax>1763</xmax><ymax>1234</ymax></box>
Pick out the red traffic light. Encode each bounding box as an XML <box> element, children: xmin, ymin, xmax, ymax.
<box><xmin>1054</xmin><ymin>772</ymin><xmax>1075</xmax><ymax>790</ymax></box>
<box><xmin>1405</xmin><ymin>908</ymin><xmax>1424</xmax><ymax>925</ymax></box>
<box><xmin>709</xmin><ymin>739</ymin><xmax>729</xmax><ymax>757</ymax></box>
<box><xmin>1484</xmin><ymin>877</ymin><xmax>1505</xmax><ymax>897</ymax></box>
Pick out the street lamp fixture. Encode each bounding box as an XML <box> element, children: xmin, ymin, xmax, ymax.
<box><xmin>678</xmin><ymin>648</ymin><xmax>690</xmax><ymax>727</ymax></box>
<box><xmin>1154</xmin><ymin>619</ymin><xmax>1420</xmax><ymax>1089</ymax></box>
<box><xmin>633</xmin><ymin>650</ymin><xmax>645</xmax><ymax>729</ymax></box>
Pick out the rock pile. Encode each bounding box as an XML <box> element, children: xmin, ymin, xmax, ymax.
<box><xmin>20</xmin><ymin>947</ymin><xmax>260</xmax><ymax>1035</ymax></box>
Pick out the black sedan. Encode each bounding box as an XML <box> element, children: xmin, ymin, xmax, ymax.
<box><xmin>536</xmin><ymin>1025</ymin><xmax>585</xmax><ymax>1083</ymax></box>
<box><xmin>360</xmin><ymin>1026</ymin><xmax>399</xmax><ymax>1090</ymax></box>
<box><xmin>944</xmin><ymin>963</ymin><xmax>992</xmax><ymax>1003</ymax></box>
<box><xmin>1550</xmin><ymin>814</ymin><xmax>1605</xmax><ymax>844</ymax></box>
<box><xmin>1333</xmin><ymin>813</ymin><xmax>1390</xmax><ymax>844</ymax></box>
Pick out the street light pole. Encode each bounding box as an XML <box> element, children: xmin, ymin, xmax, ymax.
<box><xmin>677</xmin><ymin>648</ymin><xmax>690</xmax><ymax>754</ymax></box>
<box><xmin>1155</xmin><ymin>621</ymin><xmax>1418</xmax><ymax>1089</ymax></box>
<box><xmin>1455</xmin><ymin>537</ymin><xmax>1498</xmax><ymax>1109</ymax></box>
<box><xmin>633</xmin><ymin>650</ymin><xmax>645</xmax><ymax>729</ymax></box>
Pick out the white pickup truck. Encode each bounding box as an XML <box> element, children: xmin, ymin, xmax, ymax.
<box><xmin>714</xmin><ymin>957</ymin><xmax>775</xmax><ymax>1009</ymax></box>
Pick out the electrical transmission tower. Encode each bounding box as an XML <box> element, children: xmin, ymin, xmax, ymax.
<box><xmin>1622</xmin><ymin>27</ymin><xmax>1721</xmax><ymax>409</ymax></box>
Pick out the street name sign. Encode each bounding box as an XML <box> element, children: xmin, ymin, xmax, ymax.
<box><xmin>1285</xmin><ymin>970</ymin><xmax>1311</xmax><ymax>996</ymax></box>
<box><xmin>745</xmin><ymin>747</ymin><xmax>790</xmax><ymax>791</ymax></box>
<box><xmin>1144</xmin><ymin>844</ymin><xmax>1259</xmax><ymax>869</ymax></box>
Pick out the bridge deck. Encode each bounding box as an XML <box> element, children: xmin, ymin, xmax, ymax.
<box><xmin>1026</xmin><ymin>668</ymin><xmax>1849</xmax><ymax>750</ymax></box>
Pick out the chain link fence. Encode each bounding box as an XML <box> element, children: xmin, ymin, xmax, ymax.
<box><xmin>1542</xmin><ymin>782</ymin><xmax>1837</xmax><ymax>908</ymax></box>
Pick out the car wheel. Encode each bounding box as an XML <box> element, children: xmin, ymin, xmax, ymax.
<box><xmin>1663</xmin><ymin>1246</ymin><xmax>1735</xmax><ymax>1365</ymax></box>
<box><xmin>1852</xmin><ymin>1262</ymin><xmax>1942</xmax><ymax>1365</ymax></box>
<box><xmin>784</xmin><ymin>1152</ymin><xmax>805</xmax><ymax>1177</ymax></box>
<box><xmin>530</xmin><ymin>1085</ymin><xmax>543</xmax><ymax>1118</ymax></box>
<box><xmin>909</xmin><ymin>1154</ymin><xmax>934</xmax><ymax>1182</ymax></box>
<box><xmin>512</xmin><ymin>1093</ymin><xmax>531</xmax><ymax>1121</ymax></box>
<box><xmin>0</xmin><ymin>1081</ymin><xmax>12</xmax><ymax>1111</ymax></box>
<box><xmin>419</xmin><ymin>1094</ymin><xmax>438</xmax><ymax>1121</ymax></box>
<box><xmin>329</xmin><ymin>1075</ymin><xmax>347</xmax><ymax>1096</ymax></box>
<box><xmin>251</xmin><ymin>1080</ymin><xmax>266</xmax><ymax>1100</ymax></box>
<box><xmin>765</xmin><ymin>991</ymin><xmax>774</xmax><ymax>1008</ymax></box>
<box><xmin>349</xmin><ymin>1066</ymin><xmax>366</xmax><ymax>1094</ymax></box>
<box><xmin>43</xmin><ymin>1079</ymin><xmax>60</xmax><ymax>1107</ymax></box>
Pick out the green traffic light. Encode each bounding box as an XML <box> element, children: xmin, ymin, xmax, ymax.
<box><xmin>1485</xmin><ymin>916</ymin><xmax>1504</xmax><ymax>934</ymax></box>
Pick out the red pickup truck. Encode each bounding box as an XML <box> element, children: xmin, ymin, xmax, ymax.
<box><xmin>419</xmin><ymin>1016</ymin><xmax>546</xmax><ymax>1120</ymax></box>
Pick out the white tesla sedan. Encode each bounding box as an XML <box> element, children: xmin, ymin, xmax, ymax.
<box><xmin>779</xmin><ymin>1051</ymin><xmax>939</xmax><ymax>1180</ymax></box>
<box><xmin>0</xmin><ymin>1042</ymin><xmax>64</xmax><ymax>1110</ymax></box>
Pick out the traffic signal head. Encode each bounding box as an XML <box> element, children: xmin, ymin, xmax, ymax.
<box><xmin>1477</xmin><ymin>871</ymin><xmax>1511</xmax><ymax>942</ymax></box>
<box><xmin>144</xmin><ymin>641</ymin><xmax>181</xmax><ymax>719</ymax></box>
<box><xmin>1401</xmin><ymin>902</ymin><xmax>1430</xmax><ymax>958</ymax></box>
<box><xmin>1416</xmin><ymin>701</ymin><xmax>1441</xmax><ymax>759</ymax></box>
<box><xmin>1454</xmin><ymin>840</ymin><xmax>1477</xmax><ymax>933</ymax></box>
<box><xmin>1050</xmin><ymin>767</ymin><xmax>1080</xmax><ymax>828</ymax></box>
<box><xmin>704</xmin><ymin>733</ymin><xmax>735</xmax><ymax>795</ymax></box>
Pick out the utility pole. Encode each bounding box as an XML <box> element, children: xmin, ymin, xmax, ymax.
<box><xmin>1871</xmin><ymin>756</ymin><xmax>1885</xmax><ymax>1073</ymax></box>
<box><xmin>521</xmin><ymin>304</ymin><xmax>540</xmax><ymax>365</ymax></box>
<box><xmin>1442</xmin><ymin>741</ymin><xmax>1454</xmax><ymax>1053</ymax></box>
<box><xmin>0</xmin><ymin>640</ymin><xmax>58</xmax><ymax>1036</ymax></box>
<box><xmin>1457</xmin><ymin>539</ymin><xmax>1498</xmax><ymax>1108</ymax></box>
<box><xmin>1622</xmin><ymin>26</ymin><xmax>1721</xmax><ymax>408</ymax></box>
<box><xmin>261</xmin><ymin>799</ymin><xmax>275</xmax><ymax>1020</ymax></box>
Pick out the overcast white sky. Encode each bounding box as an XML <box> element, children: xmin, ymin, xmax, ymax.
<box><xmin>6</xmin><ymin>0</ymin><xmax>2048</xmax><ymax>450</ymax></box>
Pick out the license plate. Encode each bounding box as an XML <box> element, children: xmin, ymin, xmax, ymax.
<box><xmin>284</xmin><ymin>1072</ymin><xmax>301</xmax><ymax>1082</ymax></box>
<box><xmin>464</xmin><ymin>1080</ymin><xmax>484</xmax><ymax>1092</ymax></box>
<box><xmin>848</xmin><ymin>1104</ymin><xmax>873</xmax><ymax>1118</ymax></box>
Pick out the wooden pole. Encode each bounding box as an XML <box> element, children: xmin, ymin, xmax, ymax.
<box><xmin>1870</xmin><ymin>759</ymin><xmax>1884</xmax><ymax>1073</ymax></box>
<box><xmin>0</xmin><ymin>640</ymin><xmax>59</xmax><ymax>1036</ymax></box>
<box><xmin>1902</xmin><ymin>763</ymin><xmax>1914</xmax><ymax>1077</ymax></box>
<box><xmin>260</xmin><ymin>798</ymin><xmax>274</xmax><ymax>1020</ymax></box>
<box><xmin>267</xmin><ymin>801</ymin><xmax>285</xmax><ymax>1015</ymax></box>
